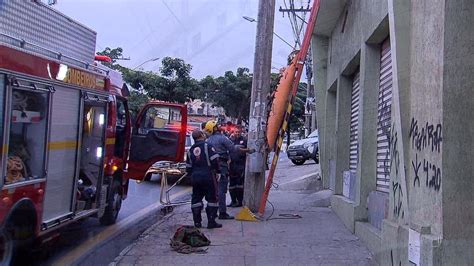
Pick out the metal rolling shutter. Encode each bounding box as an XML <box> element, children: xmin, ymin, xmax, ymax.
<box><xmin>376</xmin><ymin>38</ymin><xmax>393</xmax><ymax>193</ymax></box>
<box><xmin>43</xmin><ymin>87</ymin><xmax>80</xmax><ymax>222</ymax></box>
<box><xmin>349</xmin><ymin>71</ymin><xmax>360</xmax><ymax>171</ymax></box>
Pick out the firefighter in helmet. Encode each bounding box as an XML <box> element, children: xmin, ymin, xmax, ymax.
<box><xmin>228</xmin><ymin>125</ymin><xmax>248</xmax><ymax>207</ymax></box>
<box><xmin>186</xmin><ymin>129</ymin><xmax>222</xmax><ymax>229</ymax></box>
<box><xmin>204</xmin><ymin>120</ymin><xmax>254</xmax><ymax>219</ymax></box>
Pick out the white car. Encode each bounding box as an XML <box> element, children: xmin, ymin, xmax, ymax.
<box><xmin>287</xmin><ymin>130</ymin><xmax>319</xmax><ymax>165</ymax></box>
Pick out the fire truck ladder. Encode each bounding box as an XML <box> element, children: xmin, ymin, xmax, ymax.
<box><xmin>258</xmin><ymin>0</ymin><xmax>321</xmax><ymax>216</ymax></box>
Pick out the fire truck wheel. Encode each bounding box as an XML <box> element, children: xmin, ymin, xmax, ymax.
<box><xmin>99</xmin><ymin>181</ymin><xmax>122</xmax><ymax>225</ymax></box>
<box><xmin>0</xmin><ymin>229</ymin><xmax>13</xmax><ymax>265</ymax></box>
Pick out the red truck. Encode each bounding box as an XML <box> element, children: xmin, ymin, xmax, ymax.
<box><xmin>0</xmin><ymin>1</ymin><xmax>187</xmax><ymax>263</ymax></box>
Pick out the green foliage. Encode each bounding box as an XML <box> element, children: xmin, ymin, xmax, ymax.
<box><xmin>96</xmin><ymin>47</ymin><xmax>309</xmax><ymax>129</ymax></box>
<box><xmin>289</xmin><ymin>82</ymin><xmax>307</xmax><ymax>133</ymax></box>
<box><xmin>197</xmin><ymin>68</ymin><xmax>252</xmax><ymax>123</ymax></box>
<box><xmin>97</xmin><ymin>47</ymin><xmax>198</xmax><ymax>114</ymax></box>
<box><xmin>96</xmin><ymin>47</ymin><xmax>124</xmax><ymax>70</ymax></box>
<box><xmin>127</xmin><ymin>90</ymin><xmax>150</xmax><ymax>118</ymax></box>
<box><xmin>151</xmin><ymin>57</ymin><xmax>198</xmax><ymax>103</ymax></box>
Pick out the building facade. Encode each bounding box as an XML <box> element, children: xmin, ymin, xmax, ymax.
<box><xmin>312</xmin><ymin>0</ymin><xmax>474</xmax><ymax>264</ymax></box>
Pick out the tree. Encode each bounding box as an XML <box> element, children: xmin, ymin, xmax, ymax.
<box><xmin>127</xmin><ymin>90</ymin><xmax>150</xmax><ymax>119</ymax></box>
<box><xmin>198</xmin><ymin>68</ymin><xmax>253</xmax><ymax>124</ymax></box>
<box><xmin>289</xmin><ymin>82</ymin><xmax>307</xmax><ymax>133</ymax></box>
<box><xmin>97</xmin><ymin>48</ymin><xmax>197</xmax><ymax>106</ymax></box>
<box><xmin>147</xmin><ymin>57</ymin><xmax>198</xmax><ymax>103</ymax></box>
<box><xmin>96</xmin><ymin>47</ymin><xmax>124</xmax><ymax>70</ymax></box>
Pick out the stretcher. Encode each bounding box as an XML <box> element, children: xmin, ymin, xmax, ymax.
<box><xmin>148</xmin><ymin>161</ymin><xmax>190</xmax><ymax>215</ymax></box>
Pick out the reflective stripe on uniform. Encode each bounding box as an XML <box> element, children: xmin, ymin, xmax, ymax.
<box><xmin>207</xmin><ymin>202</ymin><xmax>219</xmax><ymax>207</ymax></box>
<box><xmin>186</xmin><ymin>163</ymin><xmax>192</xmax><ymax>167</ymax></box>
<box><xmin>210</xmin><ymin>154</ymin><xmax>219</xmax><ymax>160</ymax></box>
<box><xmin>191</xmin><ymin>202</ymin><xmax>204</xmax><ymax>208</ymax></box>
<box><xmin>204</xmin><ymin>143</ymin><xmax>211</xmax><ymax>167</ymax></box>
<box><xmin>235</xmin><ymin>185</ymin><xmax>244</xmax><ymax>189</ymax></box>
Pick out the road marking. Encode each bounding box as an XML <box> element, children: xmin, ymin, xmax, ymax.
<box><xmin>278</xmin><ymin>172</ymin><xmax>318</xmax><ymax>186</ymax></box>
<box><xmin>53</xmin><ymin>187</ymin><xmax>192</xmax><ymax>266</ymax></box>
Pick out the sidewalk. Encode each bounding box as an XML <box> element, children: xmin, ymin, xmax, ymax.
<box><xmin>111</xmin><ymin>171</ymin><xmax>375</xmax><ymax>266</ymax></box>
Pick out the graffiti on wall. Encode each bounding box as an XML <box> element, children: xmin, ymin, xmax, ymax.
<box><xmin>392</xmin><ymin>181</ymin><xmax>404</xmax><ymax>219</ymax></box>
<box><xmin>409</xmin><ymin>118</ymin><xmax>442</xmax><ymax>153</ymax></box>
<box><xmin>390</xmin><ymin>123</ymin><xmax>400</xmax><ymax>176</ymax></box>
<box><xmin>378</xmin><ymin>99</ymin><xmax>392</xmax><ymax>181</ymax></box>
<box><xmin>390</xmin><ymin>122</ymin><xmax>404</xmax><ymax>219</ymax></box>
<box><xmin>409</xmin><ymin>118</ymin><xmax>442</xmax><ymax>191</ymax></box>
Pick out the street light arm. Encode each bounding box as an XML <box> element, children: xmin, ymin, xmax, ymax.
<box><xmin>133</xmin><ymin>57</ymin><xmax>160</xmax><ymax>70</ymax></box>
<box><xmin>243</xmin><ymin>16</ymin><xmax>294</xmax><ymax>50</ymax></box>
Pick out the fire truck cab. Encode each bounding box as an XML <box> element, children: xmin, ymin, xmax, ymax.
<box><xmin>0</xmin><ymin>1</ymin><xmax>186</xmax><ymax>262</ymax></box>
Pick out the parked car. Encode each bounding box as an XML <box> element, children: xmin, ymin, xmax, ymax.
<box><xmin>287</xmin><ymin>130</ymin><xmax>319</xmax><ymax>165</ymax></box>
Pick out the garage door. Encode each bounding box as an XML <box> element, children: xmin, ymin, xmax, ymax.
<box><xmin>349</xmin><ymin>70</ymin><xmax>360</xmax><ymax>171</ymax></box>
<box><xmin>376</xmin><ymin>38</ymin><xmax>393</xmax><ymax>193</ymax></box>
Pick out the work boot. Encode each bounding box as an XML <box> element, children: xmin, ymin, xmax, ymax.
<box><xmin>206</xmin><ymin>206</ymin><xmax>222</xmax><ymax>229</ymax></box>
<box><xmin>218</xmin><ymin>212</ymin><xmax>234</xmax><ymax>220</ymax></box>
<box><xmin>227</xmin><ymin>190</ymin><xmax>237</xmax><ymax>207</ymax></box>
<box><xmin>234</xmin><ymin>189</ymin><xmax>244</xmax><ymax>207</ymax></box>
<box><xmin>192</xmin><ymin>207</ymin><xmax>203</xmax><ymax>228</ymax></box>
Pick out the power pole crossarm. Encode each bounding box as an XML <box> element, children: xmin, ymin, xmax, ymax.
<box><xmin>279</xmin><ymin>7</ymin><xmax>311</xmax><ymax>12</ymax></box>
<box><xmin>244</xmin><ymin>0</ymin><xmax>276</xmax><ymax>212</ymax></box>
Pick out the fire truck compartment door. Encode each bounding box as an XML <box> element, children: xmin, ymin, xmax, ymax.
<box><xmin>43</xmin><ymin>86</ymin><xmax>80</xmax><ymax>222</ymax></box>
<box><xmin>126</xmin><ymin>103</ymin><xmax>187</xmax><ymax>181</ymax></box>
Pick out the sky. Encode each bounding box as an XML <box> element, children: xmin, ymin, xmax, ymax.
<box><xmin>53</xmin><ymin>0</ymin><xmax>310</xmax><ymax>79</ymax></box>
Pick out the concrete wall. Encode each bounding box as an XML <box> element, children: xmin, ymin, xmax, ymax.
<box><xmin>312</xmin><ymin>0</ymin><xmax>474</xmax><ymax>264</ymax></box>
<box><xmin>440</xmin><ymin>0</ymin><xmax>474</xmax><ymax>263</ymax></box>
<box><xmin>407</xmin><ymin>0</ymin><xmax>444</xmax><ymax>239</ymax></box>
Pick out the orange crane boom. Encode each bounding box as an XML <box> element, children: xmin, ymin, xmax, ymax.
<box><xmin>259</xmin><ymin>0</ymin><xmax>321</xmax><ymax>216</ymax></box>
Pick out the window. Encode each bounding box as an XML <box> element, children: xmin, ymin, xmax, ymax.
<box><xmin>114</xmin><ymin>98</ymin><xmax>127</xmax><ymax>157</ymax></box>
<box><xmin>116</xmin><ymin>99</ymin><xmax>127</xmax><ymax>127</ymax></box>
<box><xmin>6</xmin><ymin>87</ymin><xmax>49</xmax><ymax>185</ymax></box>
<box><xmin>185</xmin><ymin>135</ymin><xmax>192</xmax><ymax>146</ymax></box>
<box><xmin>141</xmin><ymin>106</ymin><xmax>182</xmax><ymax>131</ymax></box>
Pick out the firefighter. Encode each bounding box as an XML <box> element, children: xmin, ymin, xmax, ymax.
<box><xmin>204</xmin><ymin>120</ymin><xmax>254</xmax><ymax>219</ymax></box>
<box><xmin>228</xmin><ymin>125</ymin><xmax>247</xmax><ymax>207</ymax></box>
<box><xmin>204</xmin><ymin>120</ymin><xmax>235</xmax><ymax>219</ymax></box>
<box><xmin>186</xmin><ymin>129</ymin><xmax>222</xmax><ymax>229</ymax></box>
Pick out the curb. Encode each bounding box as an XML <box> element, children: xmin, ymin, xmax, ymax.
<box><xmin>53</xmin><ymin>188</ymin><xmax>191</xmax><ymax>266</ymax></box>
<box><xmin>109</xmin><ymin>209</ymin><xmax>180</xmax><ymax>266</ymax></box>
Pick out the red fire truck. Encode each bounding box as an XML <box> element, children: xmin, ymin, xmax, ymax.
<box><xmin>0</xmin><ymin>1</ymin><xmax>187</xmax><ymax>262</ymax></box>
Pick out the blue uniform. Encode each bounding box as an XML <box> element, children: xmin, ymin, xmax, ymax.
<box><xmin>229</xmin><ymin>135</ymin><xmax>247</xmax><ymax>206</ymax></box>
<box><xmin>206</xmin><ymin>132</ymin><xmax>236</xmax><ymax>214</ymax></box>
<box><xmin>186</xmin><ymin>140</ymin><xmax>220</xmax><ymax>212</ymax></box>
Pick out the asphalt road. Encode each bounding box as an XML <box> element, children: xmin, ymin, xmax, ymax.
<box><xmin>29</xmin><ymin>176</ymin><xmax>191</xmax><ymax>266</ymax></box>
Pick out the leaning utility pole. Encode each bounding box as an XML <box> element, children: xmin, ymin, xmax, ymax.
<box><xmin>244</xmin><ymin>0</ymin><xmax>276</xmax><ymax>212</ymax></box>
<box><xmin>279</xmin><ymin>2</ymin><xmax>317</xmax><ymax>135</ymax></box>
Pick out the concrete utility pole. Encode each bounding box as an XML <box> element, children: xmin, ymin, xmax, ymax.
<box><xmin>244</xmin><ymin>0</ymin><xmax>275</xmax><ymax>212</ymax></box>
